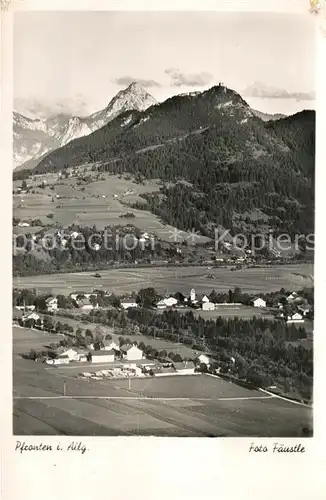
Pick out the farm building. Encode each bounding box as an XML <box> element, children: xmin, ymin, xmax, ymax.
<box><xmin>173</xmin><ymin>361</ymin><xmax>196</xmax><ymax>375</ymax></box>
<box><xmin>46</xmin><ymin>355</ymin><xmax>70</xmax><ymax>365</ymax></box>
<box><xmin>77</xmin><ymin>298</ymin><xmax>98</xmax><ymax>310</ymax></box>
<box><xmin>156</xmin><ymin>296</ymin><xmax>178</xmax><ymax>309</ymax></box>
<box><xmin>287</xmin><ymin>312</ymin><xmax>304</xmax><ymax>324</ymax></box>
<box><xmin>121</xmin><ymin>344</ymin><xmax>143</xmax><ymax>361</ymax></box>
<box><xmin>22</xmin><ymin>311</ymin><xmax>40</xmax><ymax>322</ymax></box>
<box><xmin>59</xmin><ymin>348</ymin><xmax>88</xmax><ymax>362</ymax></box>
<box><xmin>152</xmin><ymin>366</ymin><xmax>177</xmax><ymax>377</ymax></box>
<box><xmin>252</xmin><ymin>297</ymin><xmax>266</xmax><ymax>308</ymax></box>
<box><xmin>89</xmin><ymin>350</ymin><xmax>115</xmax><ymax>363</ymax></box>
<box><xmin>101</xmin><ymin>340</ymin><xmax>120</xmax><ymax>351</ymax></box>
<box><xmin>121</xmin><ymin>299</ymin><xmax>138</xmax><ymax>310</ymax></box>
<box><xmin>197</xmin><ymin>354</ymin><xmax>212</xmax><ymax>365</ymax></box>
<box><xmin>286</xmin><ymin>292</ymin><xmax>302</xmax><ymax>304</ymax></box>
<box><xmin>60</xmin><ymin>348</ymin><xmax>79</xmax><ymax>361</ymax></box>
<box><xmin>202</xmin><ymin>300</ymin><xmax>215</xmax><ymax>311</ymax></box>
<box><xmin>46</xmin><ymin>296</ymin><xmax>58</xmax><ymax>312</ymax></box>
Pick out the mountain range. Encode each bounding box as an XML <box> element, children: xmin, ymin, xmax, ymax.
<box><xmin>13</xmin><ymin>82</ymin><xmax>156</xmax><ymax>169</ymax></box>
<box><xmin>14</xmin><ymin>83</ymin><xmax>315</xmax><ymax>238</ymax></box>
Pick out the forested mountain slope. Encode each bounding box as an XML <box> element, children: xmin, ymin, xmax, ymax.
<box><xmin>29</xmin><ymin>85</ymin><xmax>315</xmax><ymax>237</ymax></box>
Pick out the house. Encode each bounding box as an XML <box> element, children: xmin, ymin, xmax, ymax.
<box><xmin>89</xmin><ymin>350</ymin><xmax>115</xmax><ymax>363</ymax></box>
<box><xmin>202</xmin><ymin>300</ymin><xmax>215</xmax><ymax>311</ymax></box>
<box><xmin>22</xmin><ymin>311</ymin><xmax>41</xmax><ymax>322</ymax></box>
<box><xmin>101</xmin><ymin>339</ymin><xmax>120</xmax><ymax>351</ymax></box>
<box><xmin>286</xmin><ymin>292</ymin><xmax>299</xmax><ymax>303</ymax></box>
<box><xmin>252</xmin><ymin>297</ymin><xmax>266</xmax><ymax>308</ymax></box>
<box><xmin>152</xmin><ymin>366</ymin><xmax>176</xmax><ymax>377</ymax></box>
<box><xmin>156</xmin><ymin>299</ymin><xmax>167</xmax><ymax>309</ymax></box>
<box><xmin>287</xmin><ymin>312</ymin><xmax>304</xmax><ymax>324</ymax></box>
<box><xmin>77</xmin><ymin>298</ymin><xmax>97</xmax><ymax>310</ymax></box>
<box><xmin>46</xmin><ymin>354</ymin><xmax>70</xmax><ymax>365</ymax></box>
<box><xmin>78</xmin><ymin>353</ymin><xmax>88</xmax><ymax>363</ymax></box>
<box><xmin>201</xmin><ymin>295</ymin><xmax>210</xmax><ymax>303</ymax></box>
<box><xmin>18</xmin><ymin>221</ymin><xmax>30</xmax><ymax>227</ymax></box>
<box><xmin>197</xmin><ymin>354</ymin><xmax>212</xmax><ymax>365</ymax></box>
<box><xmin>121</xmin><ymin>344</ymin><xmax>143</xmax><ymax>361</ymax></box>
<box><xmin>46</xmin><ymin>296</ymin><xmax>58</xmax><ymax>312</ymax></box>
<box><xmin>120</xmin><ymin>299</ymin><xmax>138</xmax><ymax>310</ymax></box>
<box><xmin>60</xmin><ymin>348</ymin><xmax>80</xmax><ymax>361</ymax></box>
<box><xmin>156</xmin><ymin>296</ymin><xmax>178</xmax><ymax>309</ymax></box>
<box><xmin>173</xmin><ymin>361</ymin><xmax>196</xmax><ymax>375</ymax></box>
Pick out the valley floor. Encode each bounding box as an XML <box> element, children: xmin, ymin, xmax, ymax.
<box><xmin>13</xmin><ymin>263</ymin><xmax>314</xmax><ymax>296</ymax></box>
<box><xmin>13</xmin><ymin>327</ymin><xmax>312</xmax><ymax>437</ymax></box>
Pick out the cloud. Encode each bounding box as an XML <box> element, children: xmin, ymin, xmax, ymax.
<box><xmin>165</xmin><ymin>67</ymin><xmax>213</xmax><ymax>87</ymax></box>
<box><xmin>244</xmin><ymin>82</ymin><xmax>315</xmax><ymax>100</ymax></box>
<box><xmin>14</xmin><ymin>97</ymin><xmax>90</xmax><ymax>119</ymax></box>
<box><xmin>113</xmin><ymin>76</ymin><xmax>161</xmax><ymax>88</ymax></box>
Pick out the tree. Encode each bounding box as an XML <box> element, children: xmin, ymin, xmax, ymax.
<box><xmin>76</xmin><ymin>326</ymin><xmax>83</xmax><ymax>337</ymax></box>
<box><xmin>43</xmin><ymin>315</ymin><xmax>54</xmax><ymax>332</ymax></box>
<box><xmin>57</xmin><ymin>294</ymin><xmax>69</xmax><ymax>309</ymax></box>
<box><xmin>137</xmin><ymin>287</ymin><xmax>160</xmax><ymax>308</ymax></box>
<box><xmin>109</xmin><ymin>294</ymin><xmax>121</xmax><ymax>308</ymax></box>
<box><xmin>34</xmin><ymin>296</ymin><xmax>47</xmax><ymax>311</ymax></box>
<box><xmin>139</xmin><ymin>341</ymin><xmax>146</xmax><ymax>351</ymax></box>
<box><xmin>55</xmin><ymin>321</ymin><xmax>64</xmax><ymax>333</ymax></box>
<box><xmin>93</xmin><ymin>325</ymin><xmax>105</xmax><ymax>343</ymax></box>
<box><xmin>21</xmin><ymin>179</ymin><xmax>27</xmax><ymax>190</ymax></box>
<box><xmin>209</xmin><ymin>289</ymin><xmax>219</xmax><ymax>303</ymax></box>
<box><xmin>29</xmin><ymin>348</ymin><xmax>37</xmax><ymax>360</ymax></box>
<box><xmin>35</xmin><ymin>318</ymin><xmax>43</xmax><ymax>329</ymax></box>
<box><xmin>198</xmin><ymin>362</ymin><xmax>208</xmax><ymax>373</ymax></box>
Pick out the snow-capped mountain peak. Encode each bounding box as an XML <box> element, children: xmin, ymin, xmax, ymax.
<box><xmin>13</xmin><ymin>83</ymin><xmax>157</xmax><ymax>169</ymax></box>
<box><xmin>89</xmin><ymin>82</ymin><xmax>157</xmax><ymax>125</ymax></box>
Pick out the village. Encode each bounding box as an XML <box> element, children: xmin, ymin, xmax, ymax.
<box><xmin>13</xmin><ymin>283</ymin><xmax>313</xmax><ymax>382</ymax></box>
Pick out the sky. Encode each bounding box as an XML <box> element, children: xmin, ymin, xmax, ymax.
<box><xmin>14</xmin><ymin>11</ymin><xmax>316</xmax><ymax>118</ymax></box>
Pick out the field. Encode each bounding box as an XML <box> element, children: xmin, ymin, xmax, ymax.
<box><xmin>13</xmin><ymin>327</ymin><xmax>312</xmax><ymax>437</ymax></box>
<box><xmin>193</xmin><ymin>305</ymin><xmax>274</xmax><ymax>320</ymax></box>
<box><xmin>13</xmin><ymin>263</ymin><xmax>314</xmax><ymax>296</ymax></box>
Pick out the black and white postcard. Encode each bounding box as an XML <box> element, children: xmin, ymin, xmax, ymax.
<box><xmin>2</xmin><ymin>0</ymin><xmax>325</xmax><ymax>499</ymax></box>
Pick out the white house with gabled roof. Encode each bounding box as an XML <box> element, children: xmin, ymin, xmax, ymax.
<box><xmin>252</xmin><ymin>297</ymin><xmax>266</xmax><ymax>308</ymax></box>
<box><xmin>46</xmin><ymin>296</ymin><xmax>58</xmax><ymax>312</ymax></box>
<box><xmin>287</xmin><ymin>312</ymin><xmax>304</xmax><ymax>324</ymax></box>
<box><xmin>121</xmin><ymin>344</ymin><xmax>143</xmax><ymax>361</ymax></box>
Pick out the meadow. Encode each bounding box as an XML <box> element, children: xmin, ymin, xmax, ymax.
<box><xmin>12</xmin><ymin>326</ymin><xmax>312</xmax><ymax>437</ymax></box>
<box><xmin>13</xmin><ymin>263</ymin><xmax>314</xmax><ymax>296</ymax></box>
<box><xmin>13</xmin><ymin>172</ymin><xmax>208</xmax><ymax>242</ymax></box>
